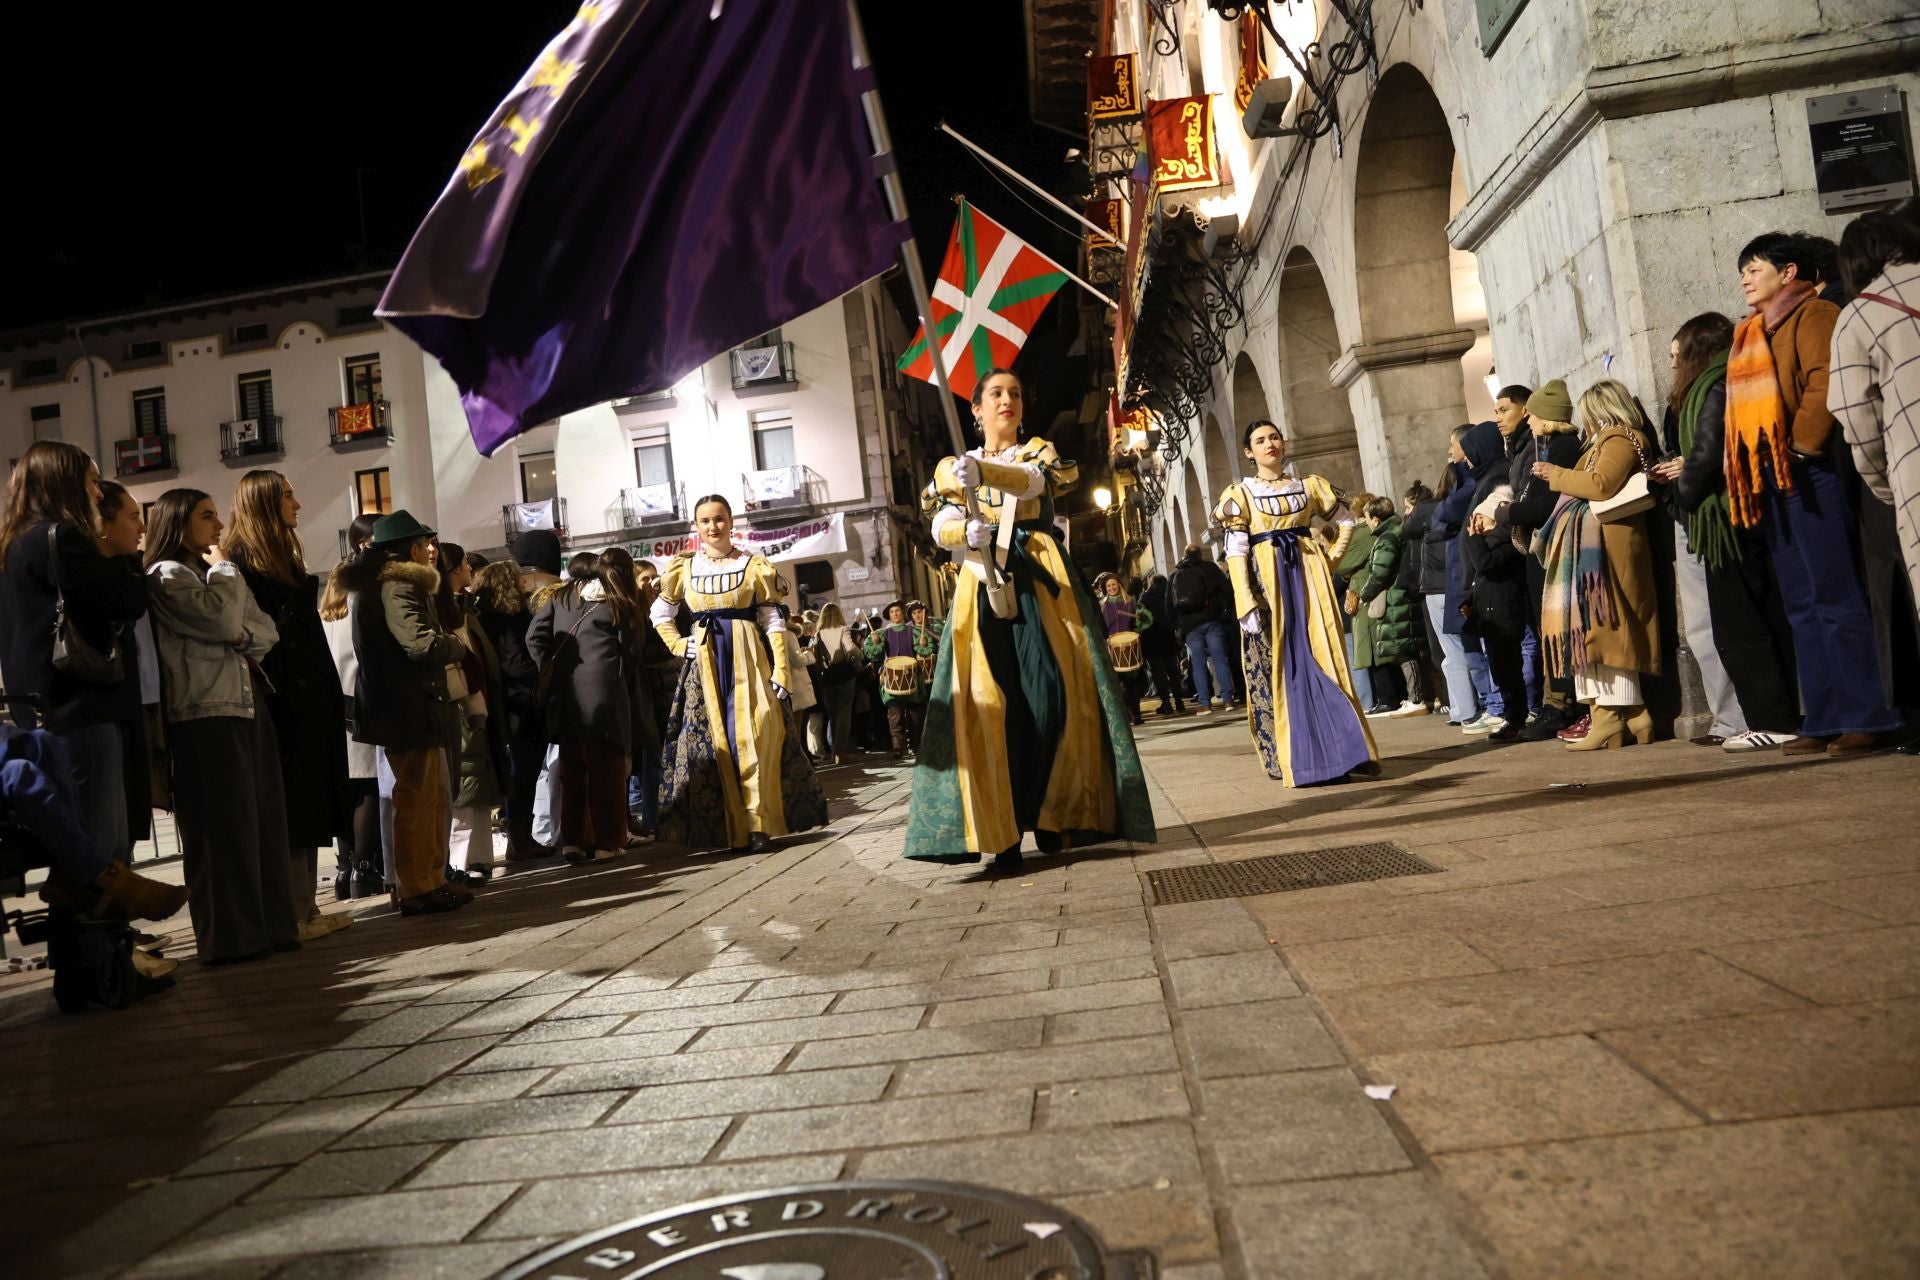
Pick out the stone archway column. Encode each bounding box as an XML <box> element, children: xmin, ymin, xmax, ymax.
<box><xmin>1329</xmin><ymin>326</ymin><xmax>1477</xmax><ymax>499</ymax></box>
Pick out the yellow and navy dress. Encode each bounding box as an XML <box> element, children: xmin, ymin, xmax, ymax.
<box><xmin>904</xmin><ymin>438</ymin><xmax>1156</xmax><ymax>862</ymax></box>
<box><xmin>654</xmin><ymin>550</ymin><xmax>826</xmax><ymax>848</ymax></box>
<box><xmin>1217</xmin><ymin>475</ymin><xmax>1378</xmax><ymax>786</ymax></box>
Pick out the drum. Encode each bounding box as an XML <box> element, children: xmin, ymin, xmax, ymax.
<box><xmin>1106</xmin><ymin>630</ymin><xmax>1143</xmax><ymax>673</ymax></box>
<box><xmin>916</xmin><ymin>654</ymin><xmax>938</xmax><ymax>684</ymax></box>
<box><xmin>882</xmin><ymin>655</ymin><xmax>922</xmax><ymax>697</ymax></box>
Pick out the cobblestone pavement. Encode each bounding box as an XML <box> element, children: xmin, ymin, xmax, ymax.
<box><xmin>4</xmin><ymin>714</ymin><xmax>1917</xmax><ymax>1279</ymax></box>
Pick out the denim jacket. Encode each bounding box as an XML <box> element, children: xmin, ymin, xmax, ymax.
<box><xmin>145</xmin><ymin>559</ymin><xmax>279</xmax><ymax>723</ymax></box>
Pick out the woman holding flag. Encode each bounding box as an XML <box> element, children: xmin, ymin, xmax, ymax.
<box><xmin>651</xmin><ymin>495</ymin><xmax>826</xmax><ymax>852</ymax></box>
<box><xmin>904</xmin><ymin>370</ymin><xmax>1155</xmax><ymax>871</ymax></box>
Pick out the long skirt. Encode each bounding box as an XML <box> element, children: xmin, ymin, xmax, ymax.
<box><xmin>905</xmin><ymin>529</ymin><xmax>1155</xmax><ymax>861</ymax></box>
<box><xmin>658</xmin><ymin>645</ymin><xmax>826</xmax><ymax>850</ymax></box>
<box><xmin>171</xmin><ymin>703</ymin><xmax>299</xmax><ymax>963</ymax></box>
<box><xmin>1243</xmin><ymin>542</ymin><xmax>1376</xmax><ymax>787</ymax></box>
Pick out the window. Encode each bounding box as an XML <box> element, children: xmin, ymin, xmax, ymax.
<box><xmin>633</xmin><ymin>434</ymin><xmax>674</xmax><ymax>488</ymax></box>
<box><xmin>231</xmin><ymin>322</ymin><xmax>270</xmax><ymax>345</ymax></box>
<box><xmin>20</xmin><ymin>357</ymin><xmax>57</xmax><ymax>382</ymax></box>
<box><xmin>237</xmin><ymin>371</ymin><xmax>274</xmax><ymax>421</ymax></box>
<box><xmin>131</xmin><ymin>388</ymin><xmax>167</xmax><ymax>435</ymax></box>
<box><xmin>519</xmin><ymin>451</ymin><xmax>557</xmax><ymax>503</ymax></box>
<box><xmin>793</xmin><ymin>560</ymin><xmax>836</xmax><ymax>611</ymax></box>
<box><xmin>337</xmin><ymin>304</ymin><xmax>377</xmax><ymax>328</ymax></box>
<box><xmin>30</xmin><ymin>403</ymin><xmax>61</xmax><ymax>440</ymax></box>
<box><xmin>125</xmin><ymin>339</ymin><xmax>164</xmax><ymax>361</ymax></box>
<box><xmin>750</xmin><ymin>408</ymin><xmax>796</xmax><ymax>470</ymax></box>
<box><xmin>742</xmin><ymin>327</ymin><xmax>783</xmax><ymax>350</ymax></box>
<box><xmin>354</xmin><ymin>467</ymin><xmax>392</xmax><ymax>516</ymax></box>
<box><xmin>344</xmin><ymin>354</ymin><xmax>383</xmax><ymax>405</ymax></box>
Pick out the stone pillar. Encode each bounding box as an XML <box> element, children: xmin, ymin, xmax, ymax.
<box><xmin>1329</xmin><ymin>327</ymin><xmax>1477</xmax><ymax>500</ymax></box>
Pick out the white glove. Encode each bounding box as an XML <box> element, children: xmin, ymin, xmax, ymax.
<box><xmin>772</xmin><ymin>683</ymin><xmax>790</xmax><ymax>701</ymax></box>
<box><xmin>1223</xmin><ymin>530</ymin><xmax>1249</xmax><ymax>558</ymax></box>
<box><xmin>965</xmin><ymin>518</ymin><xmax>992</xmax><ymax>549</ymax></box>
<box><xmin>1240</xmin><ymin>608</ymin><xmax>1263</xmax><ymax>635</ymax></box>
<box><xmin>953</xmin><ymin>455</ymin><xmax>982</xmax><ymax>488</ymax></box>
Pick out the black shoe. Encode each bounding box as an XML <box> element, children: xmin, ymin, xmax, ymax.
<box><xmin>748</xmin><ymin>832</ymin><xmax>771</xmax><ymax>854</ymax></box>
<box><xmin>991</xmin><ymin>847</ymin><xmax>1024</xmax><ymax>874</ymax></box>
<box><xmin>1155</xmin><ymin>704</ymin><xmax>1174</xmax><ymax>717</ymax></box>
<box><xmin>399</xmin><ymin>888</ymin><xmax>463</xmax><ymax>916</ymax></box>
<box><xmin>1035</xmin><ymin>830</ymin><xmax>1066</xmax><ymax>855</ymax></box>
<box><xmin>1487</xmin><ymin>724</ymin><xmax>1523</xmax><ymax>744</ymax></box>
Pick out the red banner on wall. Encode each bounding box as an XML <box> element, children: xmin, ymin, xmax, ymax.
<box><xmin>1235</xmin><ymin>13</ymin><xmax>1268</xmax><ymax>115</ymax></box>
<box><xmin>1086</xmin><ymin>197</ymin><xmax>1125</xmax><ymax>253</ymax></box>
<box><xmin>1146</xmin><ymin>96</ymin><xmax>1220</xmax><ymax>192</ymax></box>
<box><xmin>1088</xmin><ymin>53</ymin><xmax>1141</xmax><ymax>121</ymax></box>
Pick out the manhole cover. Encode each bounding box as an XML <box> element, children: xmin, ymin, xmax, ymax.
<box><xmin>1145</xmin><ymin>842</ymin><xmax>1440</xmax><ymax>904</ymax></box>
<box><xmin>498</xmin><ymin>1181</ymin><xmax>1155</xmax><ymax>1279</ymax></box>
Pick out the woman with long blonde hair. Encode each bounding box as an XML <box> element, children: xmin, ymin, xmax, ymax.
<box><xmin>223</xmin><ymin>471</ymin><xmax>351</xmax><ymax>935</ymax></box>
<box><xmin>1531</xmin><ymin>379</ymin><xmax>1663</xmax><ymax>749</ymax></box>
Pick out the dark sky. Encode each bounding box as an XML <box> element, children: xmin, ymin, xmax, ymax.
<box><xmin>8</xmin><ymin>1</ymin><xmax>1088</xmax><ymax>373</ymax></box>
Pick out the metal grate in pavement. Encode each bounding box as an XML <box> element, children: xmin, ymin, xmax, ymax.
<box><xmin>1145</xmin><ymin>842</ymin><xmax>1440</xmax><ymax>904</ymax></box>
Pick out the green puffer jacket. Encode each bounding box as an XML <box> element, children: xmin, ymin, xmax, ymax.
<box><xmin>1335</xmin><ymin>521</ymin><xmax>1378</xmax><ymax>668</ymax></box>
<box><xmin>1356</xmin><ymin>516</ymin><xmax>1424</xmax><ymax>664</ymax></box>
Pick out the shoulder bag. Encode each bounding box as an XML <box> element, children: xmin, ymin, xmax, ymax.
<box><xmin>533</xmin><ymin>602</ymin><xmax>600</xmax><ymax>705</ymax></box>
<box><xmin>48</xmin><ymin>526</ymin><xmax>124</xmax><ymax>685</ymax></box>
<box><xmin>1590</xmin><ymin>430</ymin><xmax>1656</xmax><ymax>524</ymax></box>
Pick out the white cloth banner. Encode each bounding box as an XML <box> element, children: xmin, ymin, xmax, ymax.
<box><xmin>511</xmin><ymin>499</ymin><xmax>557</xmax><ymax>530</ymax></box>
<box><xmin>640</xmin><ymin>511</ymin><xmax>846</xmax><ymax>565</ymax></box>
<box><xmin>745</xmin><ymin>467</ymin><xmax>798</xmax><ymax>503</ymax></box>
<box><xmin>736</xmin><ymin>347</ymin><xmax>783</xmax><ymax>381</ymax></box>
<box><xmin>629</xmin><ymin>483</ymin><xmax>678</xmax><ymax>516</ymax></box>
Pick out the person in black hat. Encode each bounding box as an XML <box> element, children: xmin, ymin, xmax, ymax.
<box><xmin>335</xmin><ymin>511</ymin><xmax>471</xmax><ymax>915</ymax></box>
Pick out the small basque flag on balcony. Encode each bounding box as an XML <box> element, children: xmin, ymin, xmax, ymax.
<box><xmin>897</xmin><ymin>199</ymin><xmax>1069</xmax><ymax>404</ymax></box>
<box><xmin>116</xmin><ymin>436</ymin><xmax>168</xmax><ymax>473</ymax></box>
<box><xmin>375</xmin><ymin>0</ymin><xmax>903</xmax><ymax>457</ymax></box>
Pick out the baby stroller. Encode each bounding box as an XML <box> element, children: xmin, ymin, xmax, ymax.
<box><xmin>1</xmin><ymin>701</ymin><xmax>174</xmax><ymax>1013</ymax></box>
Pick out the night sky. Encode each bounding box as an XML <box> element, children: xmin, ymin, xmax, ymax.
<box><xmin>10</xmin><ymin>0</ymin><xmax>1087</xmax><ymax>416</ymax></box>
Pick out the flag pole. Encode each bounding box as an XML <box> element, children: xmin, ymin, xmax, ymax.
<box><xmin>954</xmin><ymin>193</ymin><xmax>1119</xmax><ymax>311</ymax></box>
<box><xmin>848</xmin><ymin>1</ymin><xmax>1015</xmax><ymax>620</ymax></box>
<box><xmin>939</xmin><ymin>121</ymin><xmax>1126</xmax><ymax>249</ymax></box>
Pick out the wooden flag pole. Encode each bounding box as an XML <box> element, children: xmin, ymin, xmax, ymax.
<box><xmin>849</xmin><ymin>1</ymin><xmax>1016</xmax><ymax>620</ymax></box>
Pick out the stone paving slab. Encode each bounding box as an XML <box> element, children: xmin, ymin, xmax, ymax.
<box><xmin>7</xmin><ymin>724</ymin><xmax>1916</xmax><ymax>1278</ymax></box>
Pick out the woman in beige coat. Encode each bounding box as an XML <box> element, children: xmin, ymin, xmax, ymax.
<box><xmin>1532</xmin><ymin>379</ymin><xmax>1663</xmax><ymax>750</ymax></box>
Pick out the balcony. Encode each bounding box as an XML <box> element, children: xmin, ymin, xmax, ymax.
<box><xmin>113</xmin><ymin>432</ymin><xmax>178</xmax><ymax>480</ymax></box>
<box><xmin>329</xmin><ymin>398</ymin><xmax>393</xmax><ymax>448</ymax></box>
<box><xmin>605</xmin><ymin>482</ymin><xmax>687</xmax><ymax>534</ymax></box>
<box><xmin>730</xmin><ymin>342</ymin><xmax>797</xmax><ymax>395</ymax></box>
<box><xmin>741</xmin><ymin>464</ymin><xmax>823</xmax><ymax>515</ymax></box>
<box><xmin>503</xmin><ymin>497</ymin><xmax>567</xmax><ymax>543</ymax></box>
<box><xmin>219</xmin><ymin>415</ymin><xmax>284</xmax><ymax>463</ymax></box>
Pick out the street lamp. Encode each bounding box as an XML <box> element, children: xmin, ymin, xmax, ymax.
<box><xmin>1093</xmin><ymin>486</ymin><xmax>1113</xmax><ymax>511</ymax></box>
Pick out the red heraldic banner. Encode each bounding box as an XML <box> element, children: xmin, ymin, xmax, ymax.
<box><xmin>1147</xmin><ymin>96</ymin><xmax>1222</xmax><ymax>192</ymax></box>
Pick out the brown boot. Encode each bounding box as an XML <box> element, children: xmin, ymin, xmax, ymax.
<box><xmin>505</xmin><ymin>819</ymin><xmax>547</xmax><ymax>862</ymax></box>
<box><xmin>91</xmin><ymin>861</ymin><xmax>190</xmax><ymax>923</ymax></box>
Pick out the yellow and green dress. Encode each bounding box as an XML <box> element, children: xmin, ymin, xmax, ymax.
<box><xmin>653</xmin><ymin>550</ymin><xmax>826</xmax><ymax>848</ymax></box>
<box><xmin>904</xmin><ymin>438</ymin><xmax>1156</xmax><ymax>862</ymax></box>
<box><xmin>1216</xmin><ymin>475</ymin><xmax>1378</xmax><ymax>786</ymax></box>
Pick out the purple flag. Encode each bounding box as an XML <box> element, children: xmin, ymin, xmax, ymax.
<box><xmin>378</xmin><ymin>0</ymin><xmax>905</xmax><ymax>456</ymax></box>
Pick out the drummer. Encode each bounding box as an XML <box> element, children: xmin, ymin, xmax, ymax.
<box><xmin>1094</xmin><ymin>573</ymin><xmax>1152</xmax><ymax>727</ymax></box>
<box><xmin>863</xmin><ymin>599</ymin><xmax>935</xmax><ymax>760</ymax></box>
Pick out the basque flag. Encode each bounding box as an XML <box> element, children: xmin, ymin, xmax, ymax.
<box><xmin>378</xmin><ymin>0</ymin><xmax>905</xmax><ymax>456</ymax></box>
<box><xmin>897</xmin><ymin>199</ymin><xmax>1070</xmax><ymax>404</ymax></box>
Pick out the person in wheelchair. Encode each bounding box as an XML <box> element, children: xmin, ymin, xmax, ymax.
<box><xmin>2</xmin><ymin>719</ymin><xmax>186</xmax><ymax>923</ymax></box>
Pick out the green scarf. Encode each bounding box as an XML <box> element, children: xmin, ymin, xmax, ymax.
<box><xmin>1679</xmin><ymin>349</ymin><xmax>1740</xmax><ymax>571</ymax></box>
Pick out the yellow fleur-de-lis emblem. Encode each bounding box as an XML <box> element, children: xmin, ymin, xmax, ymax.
<box><xmin>530</xmin><ymin>52</ymin><xmax>580</xmax><ymax>96</ymax></box>
<box><xmin>503</xmin><ymin>112</ymin><xmax>543</xmax><ymax>156</ymax></box>
<box><xmin>459</xmin><ymin>142</ymin><xmax>503</xmax><ymax>190</ymax></box>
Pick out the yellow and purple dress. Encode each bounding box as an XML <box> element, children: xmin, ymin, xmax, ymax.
<box><xmin>1216</xmin><ymin>475</ymin><xmax>1378</xmax><ymax>786</ymax></box>
<box><xmin>652</xmin><ymin>550</ymin><xmax>825</xmax><ymax>848</ymax></box>
<box><xmin>904</xmin><ymin>438</ymin><xmax>1156</xmax><ymax>862</ymax></box>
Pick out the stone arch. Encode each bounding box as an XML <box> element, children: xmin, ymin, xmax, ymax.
<box><xmin>1182</xmin><ymin>463</ymin><xmax>1208</xmax><ymax>546</ymax></box>
<box><xmin>1202</xmin><ymin>412</ymin><xmax>1232</xmax><ymax>503</ymax></box>
<box><xmin>1342</xmin><ymin>62</ymin><xmax>1483</xmax><ymax>496</ymax></box>
<box><xmin>1278</xmin><ymin>247</ymin><xmax>1363</xmax><ymax>493</ymax></box>
<box><xmin>1231</xmin><ymin>351</ymin><xmax>1272</xmax><ymax>434</ymax></box>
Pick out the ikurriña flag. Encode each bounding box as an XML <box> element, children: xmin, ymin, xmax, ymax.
<box><xmin>378</xmin><ymin>0</ymin><xmax>905</xmax><ymax>456</ymax></box>
<box><xmin>896</xmin><ymin>199</ymin><xmax>1070</xmax><ymax>404</ymax></box>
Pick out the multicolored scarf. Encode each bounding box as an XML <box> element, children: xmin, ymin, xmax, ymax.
<box><xmin>1531</xmin><ymin>493</ymin><xmax>1612</xmax><ymax>678</ymax></box>
<box><xmin>1725</xmin><ymin>279</ymin><xmax>1816</xmax><ymax>527</ymax></box>
<box><xmin>1678</xmin><ymin>349</ymin><xmax>1741</xmax><ymax>570</ymax></box>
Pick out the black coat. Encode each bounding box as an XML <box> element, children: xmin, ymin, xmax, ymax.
<box><xmin>1505</xmin><ymin>431</ymin><xmax>1585</xmax><ymax>534</ymax></box>
<box><xmin>1</xmin><ymin>521</ymin><xmax>146</xmax><ymax>732</ymax></box>
<box><xmin>239</xmin><ymin>566</ymin><xmax>351</xmax><ymax>849</ymax></box>
<box><xmin>1401</xmin><ymin>501</ymin><xmax>1445</xmax><ymax>596</ymax></box>
<box><xmin>1168</xmin><ymin>555</ymin><xmax>1230</xmax><ymax>635</ymax></box>
<box><xmin>477</xmin><ymin>604</ymin><xmax>540</xmax><ymax>730</ymax></box>
<box><xmin>526</xmin><ymin>588</ymin><xmax>654</xmax><ymax>754</ymax></box>
<box><xmin>1662</xmin><ymin>380</ymin><xmax>1729</xmax><ymax>520</ymax></box>
<box><xmin>1456</xmin><ymin>422</ymin><xmax>1519</xmax><ymax>637</ymax></box>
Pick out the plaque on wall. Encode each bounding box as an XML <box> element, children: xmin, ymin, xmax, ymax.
<box><xmin>1806</xmin><ymin>87</ymin><xmax>1915</xmax><ymax>214</ymax></box>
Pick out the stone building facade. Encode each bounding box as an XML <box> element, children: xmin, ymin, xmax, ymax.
<box><xmin>1047</xmin><ymin>0</ymin><xmax>1918</xmax><ymax>574</ymax></box>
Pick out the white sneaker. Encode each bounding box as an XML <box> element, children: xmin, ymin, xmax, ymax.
<box><xmin>591</xmin><ymin>848</ymin><xmax>621</xmax><ymax>862</ymax></box>
<box><xmin>1461</xmin><ymin>714</ymin><xmax>1502</xmax><ymax>737</ymax></box>
<box><xmin>1724</xmin><ymin>729</ymin><xmax>1793</xmax><ymax>752</ymax></box>
<box><xmin>1388</xmin><ymin>701</ymin><xmax>1431</xmax><ymax>718</ymax></box>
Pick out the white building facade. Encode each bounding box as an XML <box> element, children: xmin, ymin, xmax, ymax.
<box><xmin>1</xmin><ymin>273</ymin><xmax>955</xmax><ymax>620</ymax></box>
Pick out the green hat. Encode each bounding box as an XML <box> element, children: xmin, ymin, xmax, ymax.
<box><xmin>1526</xmin><ymin>379</ymin><xmax>1573</xmax><ymax>423</ymax></box>
<box><xmin>368</xmin><ymin>510</ymin><xmax>436</xmax><ymax>548</ymax></box>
